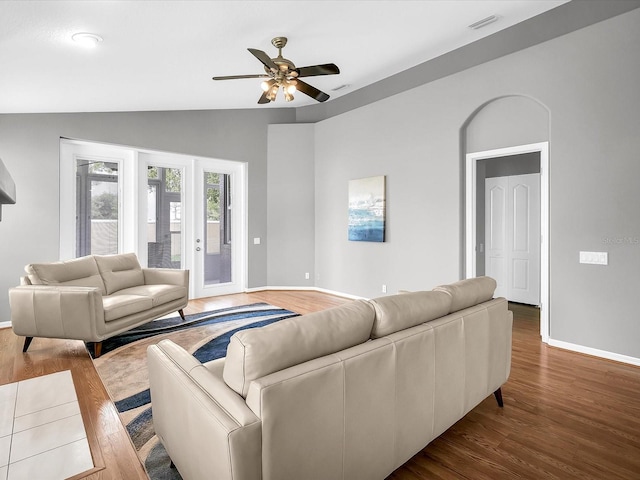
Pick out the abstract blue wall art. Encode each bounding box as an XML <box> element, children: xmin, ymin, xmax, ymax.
<box><xmin>348</xmin><ymin>175</ymin><xmax>386</xmax><ymax>242</ymax></box>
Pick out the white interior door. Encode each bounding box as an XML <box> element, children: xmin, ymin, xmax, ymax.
<box><xmin>486</xmin><ymin>173</ymin><xmax>540</xmax><ymax>305</ymax></box>
<box><xmin>485</xmin><ymin>178</ymin><xmax>507</xmax><ymax>298</ymax></box>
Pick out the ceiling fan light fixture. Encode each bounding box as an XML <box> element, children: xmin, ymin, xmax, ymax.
<box><xmin>266</xmin><ymin>84</ymin><xmax>279</xmax><ymax>101</ymax></box>
<box><xmin>284</xmin><ymin>91</ymin><xmax>294</xmax><ymax>102</ymax></box>
<box><xmin>260</xmin><ymin>80</ymin><xmax>271</xmax><ymax>92</ymax></box>
<box><xmin>286</xmin><ymin>83</ymin><xmax>296</xmax><ymax>94</ymax></box>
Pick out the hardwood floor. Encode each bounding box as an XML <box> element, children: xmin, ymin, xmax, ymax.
<box><xmin>1</xmin><ymin>292</ymin><xmax>639</xmax><ymax>479</ymax></box>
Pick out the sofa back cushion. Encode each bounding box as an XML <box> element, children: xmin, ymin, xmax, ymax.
<box><xmin>369</xmin><ymin>291</ymin><xmax>452</xmax><ymax>338</ymax></box>
<box><xmin>223</xmin><ymin>300</ymin><xmax>376</xmax><ymax>397</ymax></box>
<box><xmin>433</xmin><ymin>276</ymin><xmax>497</xmax><ymax>313</ymax></box>
<box><xmin>95</xmin><ymin>253</ymin><xmax>145</xmax><ymax>295</ymax></box>
<box><xmin>25</xmin><ymin>256</ymin><xmax>106</xmax><ymax>295</ymax></box>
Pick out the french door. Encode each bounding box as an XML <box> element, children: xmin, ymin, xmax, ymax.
<box><xmin>139</xmin><ymin>154</ymin><xmax>246</xmax><ymax>298</ymax></box>
<box><xmin>60</xmin><ymin>140</ymin><xmax>245</xmax><ymax>300</ymax></box>
<box><xmin>192</xmin><ymin>159</ymin><xmax>245</xmax><ymax>297</ymax></box>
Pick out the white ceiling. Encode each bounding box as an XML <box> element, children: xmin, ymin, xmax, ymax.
<box><xmin>0</xmin><ymin>0</ymin><xmax>569</xmax><ymax>114</ymax></box>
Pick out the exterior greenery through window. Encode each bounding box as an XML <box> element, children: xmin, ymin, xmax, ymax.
<box><xmin>206</xmin><ymin>172</ymin><xmax>221</xmax><ymax>221</ymax></box>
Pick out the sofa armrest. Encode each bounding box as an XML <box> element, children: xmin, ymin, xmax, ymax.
<box><xmin>143</xmin><ymin>268</ymin><xmax>189</xmax><ymax>288</ymax></box>
<box><xmin>148</xmin><ymin>340</ymin><xmax>261</xmax><ymax>480</ymax></box>
<box><xmin>9</xmin><ymin>285</ymin><xmax>105</xmax><ymax>341</ymax></box>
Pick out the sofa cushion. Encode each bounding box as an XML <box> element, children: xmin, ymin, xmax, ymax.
<box><xmin>433</xmin><ymin>276</ymin><xmax>497</xmax><ymax>313</ymax></box>
<box><xmin>116</xmin><ymin>284</ymin><xmax>187</xmax><ymax>307</ymax></box>
<box><xmin>102</xmin><ymin>294</ymin><xmax>153</xmax><ymax>322</ymax></box>
<box><xmin>223</xmin><ymin>299</ymin><xmax>376</xmax><ymax>397</ymax></box>
<box><xmin>369</xmin><ymin>291</ymin><xmax>452</xmax><ymax>338</ymax></box>
<box><xmin>25</xmin><ymin>256</ymin><xmax>106</xmax><ymax>295</ymax></box>
<box><xmin>95</xmin><ymin>253</ymin><xmax>145</xmax><ymax>295</ymax></box>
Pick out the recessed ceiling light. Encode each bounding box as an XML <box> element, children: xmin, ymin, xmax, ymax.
<box><xmin>71</xmin><ymin>32</ymin><xmax>103</xmax><ymax>48</ymax></box>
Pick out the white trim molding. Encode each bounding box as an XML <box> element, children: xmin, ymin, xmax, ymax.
<box><xmin>245</xmin><ymin>286</ymin><xmax>367</xmax><ymax>301</ymax></box>
<box><xmin>548</xmin><ymin>338</ymin><xmax>640</xmax><ymax>367</ymax></box>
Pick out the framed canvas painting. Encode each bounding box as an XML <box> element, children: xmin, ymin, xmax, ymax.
<box><xmin>348</xmin><ymin>175</ymin><xmax>386</xmax><ymax>242</ymax></box>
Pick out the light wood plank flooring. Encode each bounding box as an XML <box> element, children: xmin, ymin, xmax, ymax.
<box><xmin>1</xmin><ymin>292</ymin><xmax>639</xmax><ymax>479</ymax></box>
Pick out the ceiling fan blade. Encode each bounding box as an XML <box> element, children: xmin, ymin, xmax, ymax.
<box><xmin>248</xmin><ymin>48</ymin><xmax>279</xmax><ymax>71</ymax></box>
<box><xmin>212</xmin><ymin>74</ymin><xmax>270</xmax><ymax>81</ymax></box>
<box><xmin>258</xmin><ymin>91</ymin><xmax>271</xmax><ymax>104</ymax></box>
<box><xmin>295</xmin><ymin>63</ymin><xmax>340</xmax><ymax>77</ymax></box>
<box><xmin>296</xmin><ymin>80</ymin><xmax>330</xmax><ymax>103</ymax></box>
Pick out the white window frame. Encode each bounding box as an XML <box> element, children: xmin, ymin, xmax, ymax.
<box><xmin>60</xmin><ymin>140</ymin><xmax>136</xmax><ymax>260</ymax></box>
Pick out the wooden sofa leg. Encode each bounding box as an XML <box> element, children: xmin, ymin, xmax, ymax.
<box><xmin>23</xmin><ymin>336</ymin><xmax>34</xmax><ymax>353</ymax></box>
<box><xmin>178</xmin><ymin>309</ymin><xmax>186</xmax><ymax>321</ymax></box>
<box><xmin>93</xmin><ymin>342</ymin><xmax>103</xmax><ymax>358</ymax></box>
<box><xmin>494</xmin><ymin>387</ymin><xmax>504</xmax><ymax>407</ymax></box>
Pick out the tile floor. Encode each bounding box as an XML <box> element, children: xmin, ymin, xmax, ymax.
<box><xmin>0</xmin><ymin>370</ymin><xmax>93</xmax><ymax>480</ymax></box>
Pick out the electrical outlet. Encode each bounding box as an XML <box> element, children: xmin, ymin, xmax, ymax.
<box><xmin>382</xmin><ymin>284</ymin><xmax>387</xmax><ymax>293</ymax></box>
<box><xmin>305</xmin><ymin>272</ymin><xmax>310</xmax><ymax>280</ymax></box>
<box><xmin>579</xmin><ymin>251</ymin><xmax>608</xmax><ymax>265</ymax></box>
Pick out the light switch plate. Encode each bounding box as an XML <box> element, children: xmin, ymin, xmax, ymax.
<box><xmin>579</xmin><ymin>251</ymin><xmax>608</xmax><ymax>265</ymax></box>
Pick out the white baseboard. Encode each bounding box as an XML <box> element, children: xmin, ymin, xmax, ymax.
<box><xmin>548</xmin><ymin>338</ymin><xmax>640</xmax><ymax>367</ymax></box>
<box><xmin>311</xmin><ymin>287</ymin><xmax>368</xmax><ymax>300</ymax></box>
<box><xmin>0</xmin><ymin>321</ymin><xmax>10</xmax><ymax>329</ymax></box>
<box><xmin>245</xmin><ymin>286</ymin><xmax>367</xmax><ymax>300</ymax></box>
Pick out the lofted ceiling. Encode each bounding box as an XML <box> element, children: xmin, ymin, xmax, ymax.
<box><xmin>0</xmin><ymin>0</ymin><xmax>570</xmax><ymax>114</ymax></box>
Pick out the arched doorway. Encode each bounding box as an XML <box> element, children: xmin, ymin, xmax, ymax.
<box><xmin>462</xmin><ymin>95</ymin><xmax>550</xmax><ymax>342</ymax></box>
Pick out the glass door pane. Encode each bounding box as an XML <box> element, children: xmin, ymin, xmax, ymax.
<box><xmin>203</xmin><ymin>171</ymin><xmax>231</xmax><ymax>284</ymax></box>
<box><xmin>147</xmin><ymin>166</ymin><xmax>183</xmax><ymax>268</ymax></box>
<box><xmin>75</xmin><ymin>159</ymin><xmax>119</xmax><ymax>257</ymax></box>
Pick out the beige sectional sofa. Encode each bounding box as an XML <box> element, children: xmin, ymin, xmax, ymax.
<box><xmin>9</xmin><ymin>253</ymin><xmax>189</xmax><ymax>357</ymax></box>
<box><xmin>147</xmin><ymin>276</ymin><xmax>512</xmax><ymax>480</ymax></box>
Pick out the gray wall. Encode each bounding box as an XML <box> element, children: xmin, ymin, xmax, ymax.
<box><xmin>0</xmin><ymin>108</ymin><xmax>295</xmax><ymax>322</ymax></box>
<box><xmin>267</xmin><ymin>124</ymin><xmax>315</xmax><ymax>286</ymax></box>
<box><xmin>313</xmin><ymin>8</ymin><xmax>640</xmax><ymax>358</ymax></box>
<box><xmin>314</xmin><ymin>93</ymin><xmax>463</xmax><ymax>296</ymax></box>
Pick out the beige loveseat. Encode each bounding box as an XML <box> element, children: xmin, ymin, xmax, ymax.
<box><xmin>147</xmin><ymin>276</ymin><xmax>512</xmax><ymax>480</ymax></box>
<box><xmin>9</xmin><ymin>253</ymin><xmax>189</xmax><ymax>357</ymax></box>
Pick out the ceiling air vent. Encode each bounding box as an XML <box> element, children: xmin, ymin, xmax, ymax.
<box><xmin>468</xmin><ymin>15</ymin><xmax>500</xmax><ymax>30</ymax></box>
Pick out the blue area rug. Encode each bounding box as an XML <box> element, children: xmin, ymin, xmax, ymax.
<box><xmin>91</xmin><ymin>303</ymin><xmax>298</xmax><ymax>480</ymax></box>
